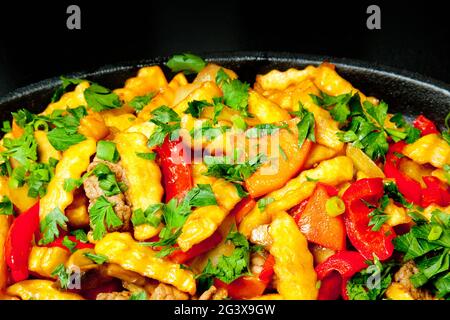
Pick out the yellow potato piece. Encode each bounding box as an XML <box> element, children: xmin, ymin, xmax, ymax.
<box><xmin>28</xmin><ymin>246</ymin><xmax>70</xmax><ymax>279</ymax></box>
<box><xmin>39</xmin><ymin>138</ymin><xmax>96</xmax><ymax>220</ymax></box>
<box><xmin>304</xmin><ymin>144</ymin><xmax>338</xmax><ymax>169</ymax></box>
<box><xmin>42</xmin><ymin>81</ymin><xmax>89</xmax><ymax>115</ymax></box>
<box><xmin>95</xmin><ymin>232</ymin><xmax>196</xmax><ymax>294</ymax></box>
<box><xmin>172</xmin><ymin>81</ymin><xmax>222</xmax><ymax>115</ymax></box>
<box><xmin>385</xmin><ymin>199</ymin><xmax>411</xmax><ymax>227</ymax></box>
<box><xmin>177</xmin><ymin>205</ymin><xmax>228</xmax><ymax>252</ymax></box>
<box><xmin>385</xmin><ymin>283</ymin><xmax>414</xmax><ymax>300</ymax></box>
<box><xmin>0</xmin><ymin>214</ymin><xmax>10</xmax><ymax>290</ymax></box>
<box><xmin>102</xmin><ymin>112</ymin><xmax>136</xmax><ymax>131</ymax></box>
<box><xmin>7</xmin><ymin>280</ymin><xmax>83</xmax><ymax>300</ymax></box>
<box><xmin>114</xmin><ymin>132</ymin><xmax>164</xmax><ymax>240</ymax></box>
<box><xmin>194</xmin><ymin>64</ymin><xmax>237</xmax><ymax>83</ymax></box>
<box><xmin>247</xmin><ymin>90</ymin><xmax>291</xmax><ymax>123</ymax></box>
<box><xmin>298</xmin><ymin>156</ymin><xmax>354</xmax><ymax>185</ymax></box>
<box><xmin>403</xmin><ymin>134</ymin><xmax>450</xmax><ymax>169</ymax></box>
<box><xmin>34</xmin><ymin>130</ymin><xmax>61</xmax><ymax>163</ymax></box>
<box><xmin>239</xmin><ymin>182</ymin><xmax>316</xmax><ymax>238</ymax></box>
<box><xmin>269</xmin><ymin>211</ymin><xmax>318</xmax><ymax>300</ymax></box>
<box><xmin>346</xmin><ymin>144</ymin><xmax>385</xmax><ymax>178</ymax></box>
<box><xmin>256</xmin><ymin>66</ymin><xmax>317</xmax><ymax>91</ymax></box>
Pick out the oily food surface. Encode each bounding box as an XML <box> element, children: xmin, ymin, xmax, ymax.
<box><xmin>0</xmin><ymin>54</ymin><xmax>449</xmax><ymax>300</ymax></box>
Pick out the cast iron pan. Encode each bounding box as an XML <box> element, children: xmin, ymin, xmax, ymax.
<box><xmin>0</xmin><ymin>52</ymin><xmax>449</xmax><ymax>128</ymax></box>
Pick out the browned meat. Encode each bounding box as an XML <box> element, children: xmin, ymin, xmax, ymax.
<box><xmin>393</xmin><ymin>261</ymin><xmax>435</xmax><ymax>300</ymax></box>
<box><xmin>198</xmin><ymin>286</ymin><xmax>228</xmax><ymax>300</ymax></box>
<box><xmin>83</xmin><ymin>157</ymin><xmax>131</xmax><ymax>231</ymax></box>
<box><xmin>96</xmin><ymin>291</ymin><xmax>131</xmax><ymax>300</ymax></box>
<box><xmin>150</xmin><ymin>283</ymin><xmax>189</xmax><ymax>300</ymax></box>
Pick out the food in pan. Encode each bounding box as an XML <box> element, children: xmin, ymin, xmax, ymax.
<box><xmin>0</xmin><ymin>53</ymin><xmax>449</xmax><ymax>300</ymax></box>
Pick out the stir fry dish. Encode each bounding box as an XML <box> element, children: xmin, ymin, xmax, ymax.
<box><xmin>0</xmin><ymin>53</ymin><xmax>449</xmax><ymax>300</ymax></box>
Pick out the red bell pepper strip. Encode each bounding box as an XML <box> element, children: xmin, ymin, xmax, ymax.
<box><xmin>317</xmin><ymin>182</ymin><xmax>339</xmax><ymax>197</ymax></box>
<box><xmin>296</xmin><ymin>184</ymin><xmax>346</xmax><ymax>251</ymax></box>
<box><xmin>258</xmin><ymin>254</ymin><xmax>275</xmax><ymax>284</ymax></box>
<box><xmin>155</xmin><ymin>136</ymin><xmax>193</xmax><ymax>202</ymax></box>
<box><xmin>342</xmin><ymin>178</ymin><xmax>396</xmax><ymax>261</ymax></box>
<box><xmin>317</xmin><ymin>271</ymin><xmax>342</xmax><ymax>300</ymax></box>
<box><xmin>233</xmin><ymin>196</ymin><xmax>256</xmax><ymax>225</ymax></box>
<box><xmin>384</xmin><ymin>142</ymin><xmax>422</xmax><ymax>205</ymax></box>
<box><xmin>5</xmin><ymin>202</ymin><xmax>40</xmax><ymax>282</ymax></box>
<box><xmin>315</xmin><ymin>251</ymin><xmax>368</xmax><ymax>300</ymax></box>
<box><xmin>422</xmin><ymin>176</ymin><xmax>450</xmax><ymax>207</ymax></box>
<box><xmin>413</xmin><ymin>115</ymin><xmax>439</xmax><ymax>136</ymax></box>
<box><xmin>46</xmin><ymin>235</ymin><xmax>94</xmax><ymax>253</ymax></box>
<box><xmin>214</xmin><ymin>276</ymin><xmax>267</xmax><ymax>300</ymax></box>
<box><xmin>169</xmin><ymin>231</ymin><xmax>222</xmax><ymax>264</ymax></box>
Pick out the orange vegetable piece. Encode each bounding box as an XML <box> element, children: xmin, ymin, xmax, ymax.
<box><xmin>296</xmin><ymin>184</ymin><xmax>346</xmax><ymax>251</ymax></box>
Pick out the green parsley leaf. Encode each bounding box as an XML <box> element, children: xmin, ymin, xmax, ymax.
<box><xmin>92</xmin><ymin>163</ymin><xmax>124</xmax><ymax>196</ymax></box>
<box><xmin>47</xmin><ymin>128</ymin><xmax>86</xmax><ymax>151</ymax></box>
<box><xmin>368</xmin><ymin>195</ymin><xmax>390</xmax><ymax>231</ymax></box>
<box><xmin>147</xmin><ymin>106</ymin><xmax>181</xmax><ymax>147</ymax></box>
<box><xmin>1</xmin><ymin>126</ymin><xmax>38</xmax><ymax>167</ymax></box>
<box><xmin>51</xmin><ymin>76</ymin><xmax>85</xmax><ymax>103</ymax></box>
<box><xmin>204</xmin><ymin>153</ymin><xmax>267</xmax><ymax>183</ymax></box>
<box><xmin>39</xmin><ymin>208</ymin><xmax>68</xmax><ymax>245</ymax></box>
<box><xmin>89</xmin><ymin>196</ymin><xmax>123</xmax><ymax>240</ymax></box>
<box><xmin>96</xmin><ymin>140</ymin><xmax>120</xmax><ymax>163</ymax></box>
<box><xmin>185</xmin><ymin>184</ymin><xmax>217</xmax><ymax>207</ymax></box>
<box><xmin>234</xmin><ymin>183</ymin><xmax>248</xmax><ymax>198</ymax></box>
<box><xmin>166</xmin><ymin>53</ymin><xmax>206</xmax><ymax>75</ymax></box>
<box><xmin>129</xmin><ymin>93</ymin><xmax>155</xmax><ymax>113</ymax></box>
<box><xmin>0</xmin><ymin>196</ymin><xmax>14</xmax><ymax>216</ymax></box>
<box><xmin>245</xmin><ymin>123</ymin><xmax>288</xmax><ymax>138</ymax></box>
<box><xmin>215</xmin><ymin>69</ymin><xmax>250</xmax><ymax>116</ymax></box>
<box><xmin>1</xmin><ymin>121</ymin><xmax>11</xmax><ymax>133</ymax></box>
<box><xmin>84</xmin><ymin>252</ymin><xmax>109</xmax><ymax>265</ymax></box>
<box><xmin>311</xmin><ymin>91</ymin><xmax>355</xmax><ymax>124</ymax></box>
<box><xmin>131</xmin><ymin>203</ymin><xmax>163</xmax><ymax>227</ymax></box>
<box><xmin>185</xmin><ymin>100</ymin><xmax>211</xmax><ymax>118</ymax></box>
<box><xmin>62</xmin><ymin>236</ymin><xmax>77</xmax><ymax>253</ymax></box>
<box><xmin>212</xmin><ymin>97</ymin><xmax>226</xmax><ymax>124</ymax></box>
<box><xmin>293</xmin><ymin>103</ymin><xmax>316</xmax><ymax>148</ymax></box>
<box><xmin>71</xmin><ymin>229</ymin><xmax>88</xmax><ymax>243</ymax></box>
<box><xmin>84</xmin><ymin>83</ymin><xmax>122</xmax><ymax>112</ymax></box>
<box><xmin>51</xmin><ymin>264</ymin><xmax>71</xmax><ymax>289</ymax></box>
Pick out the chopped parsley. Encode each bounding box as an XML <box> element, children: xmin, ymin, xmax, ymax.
<box><xmin>311</xmin><ymin>91</ymin><xmax>359</xmax><ymax>124</ymax></box>
<box><xmin>140</xmin><ymin>184</ymin><xmax>217</xmax><ymax>257</ymax></box>
<box><xmin>185</xmin><ymin>100</ymin><xmax>211</xmax><ymax>118</ymax></box>
<box><xmin>84</xmin><ymin>83</ymin><xmax>122</xmax><ymax>112</ymax></box>
<box><xmin>89</xmin><ymin>196</ymin><xmax>123</xmax><ymax>240</ymax></box>
<box><xmin>51</xmin><ymin>76</ymin><xmax>85</xmax><ymax>103</ymax></box>
<box><xmin>39</xmin><ymin>208</ymin><xmax>69</xmax><ymax>245</ymax></box>
<box><xmin>394</xmin><ymin>210</ymin><xmax>450</xmax><ymax>299</ymax></box>
<box><xmin>245</xmin><ymin>123</ymin><xmax>288</xmax><ymax>139</ymax></box>
<box><xmin>62</xmin><ymin>236</ymin><xmax>77</xmax><ymax>253</ymax></box>
<box><xmin>51</xmin><ymin>264</ymin><xmax>71</xmax><ymax>289</ymax></box>
<box><xmin>92</xmin><ymin>163</ymin><xmax>127</xmax><ymax>196</ymax></box>
<box><xmin>0</xmin><ymin>196</ymin><xmax>14</xmax><ymax>216</ymax></box>
<box><xmin>84</xmin><ymin>252</ymin><xmax>109</xmax><ymax>265</ymax></box>
<box><xmin>147</xmin><ymin>106</ymin><xmax>181</xmax><ymax>147</ymax></box>
<box><xmin>166</xmin><ymin>53</ymin><xmax>206</xmax><ymax>75</ymax></box>
<box><xmin>129</xmin><ymin>93</ymin><xmax>155</xmax><ymax>112</ymax></box>
<box><xmin>257</xmin><ymin>197</ymin><xmax>274</xmax><ymax>211</ymax></box>
<box><xmin>215</xmin><ymin>69</ymin><xmax>250</xmax><ymax>117</ymax></box>
<box><xmin>203</xmin><ymin>153</ymin><xmax>267</xmax><ymax>183</ymax></box>
<box><xmin>129</xmin><ymin>291</ymin><xmax>147</xmax><ymax>300</ymax></box>
<box><xmin>131</xmin><ymin>203</ymin><xmax>164</xmax><ymax>227</ymax></box>
<box><xmin>347</xmin><ymin>256</ymin><xmax>394</xmax><ymax>300</ymax></box>
<box><xmin>71</xmin><ymin>229</ymin><xmax>88</xmax><ymax>243</ymax></box>
<box><xmin>291</xmin><ymin>103</ymin><xmax>316</xmax><ymax>148</ymax></box>
<box><xmin>136</xmin><ymin>152</ymin><xmax>156</xmax><ymax>161</ymax></box>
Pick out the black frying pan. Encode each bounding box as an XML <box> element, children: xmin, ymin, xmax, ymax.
<box><xmin>0</xmin><ymin>52</ymin><xmax>449</xmax><ymax>128</ymax></box>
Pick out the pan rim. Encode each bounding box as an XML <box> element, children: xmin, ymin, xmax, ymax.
<box><xmin>1</xmin><ymin>51</ymin><xmax>449</xmax><ymax>105</ymax></box>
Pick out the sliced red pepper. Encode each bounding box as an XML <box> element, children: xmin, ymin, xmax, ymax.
<box><xmin>214</xmin><ymin>276</ymin><xmax>267</xmax><ymax>300</ymax></box>
<box><xmin>413</xmin><ymin>115</ymin><xmax>439</xmax><ymax>136</ymax></box>
<box><xmin>315</xmin><ymin>251</ymin><xmax>368</xmax><ymax>300</ymax></box>
<box><xmin>46</xmin><ymin>235</ymin><xmax>94</xmax><ymax>253</ymax></box>
<box><xmin>342</xmin><ymin>178</ymin><xmax>395</xmax><ymax>261</ymax></box>
<box><xmin>384</xmin><ymin>142</ymin><xmax>422</xmax><ymax>205</ymax></box>
<box><xmin>169</xmin><ymin>231</ymin><xmax>222</xmax><ymax>264</ymax></box>
<box><xmin>422</xmin><ymin>176</ymin><xmax>450</xmax><ymax>207</ymax></box>
<box><xmin>297</xmin><ymin>184</ymin><xmax>346</xmax><ymax>251</ymax></box>
<box><xmin>233</xmin><ymin>196</ymin><xmax>257</xmax><ymax>225</ymax></box>
<box><xmin>258</xmin><ymin>254</ymin><xmax>275</xmax><ymax>284</ymax></box>
<box><xmin>155</xmin><ymin>136</ymin><xmax>193</xmax><ymax>202</ymax></box>
<box><xmin>317</xmin><ymin>271</ymin><xmax>342</xmax><ymax>300</ymax></box>
<box><xmin>5</xmin><ymin>202</ymin><xmax>40</xmax><ymax>282</ymax></box>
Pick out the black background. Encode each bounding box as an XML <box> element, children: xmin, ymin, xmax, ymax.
<box><xmin>0</xmin><ymin>0</ymin><xmax>449</xmax><ymax>96</ymax></box>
